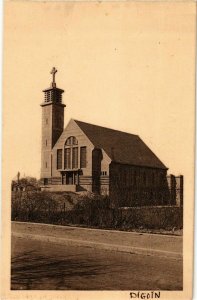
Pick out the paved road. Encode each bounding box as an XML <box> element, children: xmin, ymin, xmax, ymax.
<box><xmin>12</xmin><ymin>222</ymin><xmax>183</xmax><ymax>256</ymax></box>
<box><xmin>11</xmin><ymin>235</ymin><xmax>183</xmax><ymax>290</ymax></box>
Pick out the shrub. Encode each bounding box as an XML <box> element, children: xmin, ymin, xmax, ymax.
<box><xmin>11</xmin><ymin>191</ymin><xmax>59</xmax><ymax>222</ymax></box>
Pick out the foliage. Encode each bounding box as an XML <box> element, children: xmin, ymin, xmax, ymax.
<box><xmin>75</xmin><ymin>193</ymin><xmax>111</xmax><ymax>210</ymax></box>
<box><xmin>11</xmin><ymin>176</ymin><xmax>41</xmax><ymax>191</ymax></box>
<box><xmin>11</xmin><ymin>191</ymin><xmax>182</xmax><ymax>230</ymax></box>
<box><xmin>12</xmin><ymin>191</ymin><xmax>58</xmax><ymax>222</ymax></box>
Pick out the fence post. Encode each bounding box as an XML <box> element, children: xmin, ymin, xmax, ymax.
<box><xmin>175</xmin><ymin>176</ymin><xmax>183</xmax><ymax>207</ymax></box>
<box><xmin>167</xmin><ymin>175</ymin><xmax>176</xmax><ymax>205</ymax></box>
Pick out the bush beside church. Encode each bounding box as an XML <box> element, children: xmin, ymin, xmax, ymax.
<box><xmin>11</xmin><ymin>190</ymin><xmax>183</xmax><ymax>231</ymax></box>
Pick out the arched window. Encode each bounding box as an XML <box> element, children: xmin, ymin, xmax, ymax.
<box><xmin>64</xmin><ymin>136</ymin><xmax>78</xmax><ymax>169</ymax></box>
<box><xmin>65</xmin><ymin>136</ymin><xmax>78</xmax><ymax>146</ymax></box>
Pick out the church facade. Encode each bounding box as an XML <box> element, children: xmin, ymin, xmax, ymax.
<box><xmin>40</xmin><ymin>68</ymin><xmax>180</xmax><ymax>207</ymax></box>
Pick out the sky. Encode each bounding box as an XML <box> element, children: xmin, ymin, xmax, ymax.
<box><xmin>3</xmin><ymin>1</ymin><xmax>196</xmax><ymax>180</ymax></box>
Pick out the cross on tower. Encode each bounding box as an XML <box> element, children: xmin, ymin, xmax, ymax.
<box><xmin>50</xmin><ymin>67</ymin><xmax>57</xmax><ymax>87</ymax></box>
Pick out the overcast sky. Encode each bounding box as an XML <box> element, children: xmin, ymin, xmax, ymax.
<box><xmin>3</xmin><ymin>1</ymin><xmax>195</xmax><ymax>180</ymax></box>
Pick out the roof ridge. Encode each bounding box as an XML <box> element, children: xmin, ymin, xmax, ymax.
<box><xmin>72</xmin><ymin>119</ymin><xmax>167</xmax><ymax>170</ymax></box>
<box><xmin>74</xmin><ymin>119</ymin><xmax>139</xmax><ymax>137</ymax></box>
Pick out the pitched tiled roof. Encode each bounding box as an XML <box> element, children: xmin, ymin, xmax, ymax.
<box><xmin>75</xmin><ymin>120</ymin><xmax>167</xmax><ymax>169</ymax></box>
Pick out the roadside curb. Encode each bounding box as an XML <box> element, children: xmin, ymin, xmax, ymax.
<box><xmin>12</xmin><ymin>221</ymin><xmax>183</xmax><ymax>238</ymax></box>
<box><xmin>12</xmin><ymin>231</ymin><xmax>182</xmax><ymax>259</ymax></box>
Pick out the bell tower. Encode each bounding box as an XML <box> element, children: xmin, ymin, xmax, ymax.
<box><xmin>40</xmin><ymin>67</ymin><xmax>65</xmax><ymax>180</ymax></box>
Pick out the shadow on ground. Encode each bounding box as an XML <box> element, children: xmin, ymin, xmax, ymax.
<box><xmin>11</xmin><ymin>236</ymin><xmax>183</xmax><ymax>291</ymax></box>
<box><xmin>11</xmin><ymin>250</ymin><xmax>112</xmax><ymax>290</ymax></box>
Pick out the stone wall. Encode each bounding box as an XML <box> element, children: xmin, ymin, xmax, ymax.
<box><xmin>40</xmin><ymin>184</ymin><xmax>76</xmax><ymax>192</ymax></box>
<box><xmin>56</xmin><ymin>206</ymin><xmax>183</xmax><ymax>230</ymax></box>
<box><xmin>117</xmin><ymin>206</ymin><xmax>183</xmax><ymax>229</ymax></box>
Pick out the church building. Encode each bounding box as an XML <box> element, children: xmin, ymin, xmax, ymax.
<box><xmin>40</xmin><ymin>68</ymin><xmax>172</xmax><ymax>207</ymax></box>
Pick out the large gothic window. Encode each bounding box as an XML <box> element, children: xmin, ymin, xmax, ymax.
<box><xmin>64</xmin><ymin>136</ymin><xmax>78</xmax><ymax>169</ymax></box>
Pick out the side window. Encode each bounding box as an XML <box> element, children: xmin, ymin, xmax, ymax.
<box><xmin>152</xmin><ymin>173</ymin><xmax>155</xmax><ymax>185</ymax></box>
<box><xmin>134</xmin><ymin>171</ymin><xmax>137</xmax><ymax>186</ymax></box>
<box><xmin>57</xmin><ymin>149</ymin><xmax>63</xmax><ymax>169</ymax></box>
<box><xmin>80</xmin><ymin>147</ymin><xmax>87</xmax><ymax>168</ymax></box>
<box><xmin>143</xmin><ymin>172</ymin><xmax>146</xmax><ymax>186</ymax></box>
<box><xmin>101</xmin><ymin>171</ymin><xmax>107</xmax><ymax>176</ymax></box>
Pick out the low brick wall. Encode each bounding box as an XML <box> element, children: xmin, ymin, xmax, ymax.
<box><xmin>117</xmin><ymin>206</ymin><xmax>183</xmax><ymax>229</ymax></box>
<box><xmin>40</xmin><ymin>185</ymin><xmax>77</xmax><ymax>192</ymax></box>
<box><xmin>62</xmin><ymin>206</ymin><xmax>183</xmax><ymax>230</ymax></box>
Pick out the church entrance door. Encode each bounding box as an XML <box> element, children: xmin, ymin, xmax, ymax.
<box><xmin>66</xmin><ymin>172</ymin><xmax>73</xmax><ymax>185</ymax></box>
<box><xmin>62</xmin><ymin>171</ymin><xmax>79</xmax><ymax>185</ymax></box>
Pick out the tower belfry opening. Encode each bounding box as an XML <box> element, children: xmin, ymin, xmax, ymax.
<box><xmin>42</xmin><ymin>67</ymin><xmax>65</xmax><ymax>104</ymax></box>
